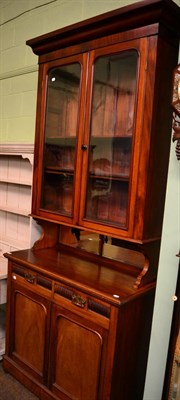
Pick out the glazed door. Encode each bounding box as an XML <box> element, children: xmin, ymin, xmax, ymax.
<box><xmin>33</xmin><ymin>54</ymin><xmax>88</xmax><ymax>225</ymax></box>
<box><xmin>33</xmin><ymin>38</ymin><xmax>148</xmax><ymax>238</ymax></box>
<box><xmin>49</xmin><ymin>303</ymin><xmax>108</xmax><ymax>400</ymax></box>
<box><xmin>79</xmin><ymin>38</ymin><xmax>148</xmax><ymax>238</ymax></box>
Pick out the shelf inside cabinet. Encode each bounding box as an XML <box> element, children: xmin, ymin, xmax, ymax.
<box><xmin>89</xmin><ymin>172</ymin><xmax>129</xmax><ymax>181</ymax></box>
<box><xmin>91</xmin><ymin>136</ymin><xmax>132</xmax><ymax>141</ymax></box>
<box><xmin>44</xmin><ymin>167</ymin><xmax>74</xmax><ymax>176</ymax></box>
<box><xmin>42</xmin><ymin>167</ymin><xmax>74</xmax><ymax>216</ymax></box>
<box><xmin>44</xmin><ymin>137</ymin><xmax>76</xmax><ymax>172</ymax></box>
<box><xmin>89</xmin><ymin>136</ymin><xmax>132</xmax><ymax>180</ymax></box>
<box><xmin>46</xmin><ymin>137</ymin><xmax>76</xmax><ymax>144</ymax></box>
<box><xmin>86</xmin><ymin>177</ymin><xmax>128</xmax><ymax>227</ymax></box>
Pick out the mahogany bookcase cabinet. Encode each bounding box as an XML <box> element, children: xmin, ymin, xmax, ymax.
<box><xmin>3</xmin><ymin>1</ymin><xmax>180</xmax><ymax>399</ymax></box>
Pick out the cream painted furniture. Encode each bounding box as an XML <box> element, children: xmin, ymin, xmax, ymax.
<box><xmin>0</xmin><ymin>143</ymin><xmax>40</xmax><ymax>359</ymax></box>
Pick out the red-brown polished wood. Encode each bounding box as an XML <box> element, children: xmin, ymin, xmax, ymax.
<box><xmin>4</xmin><ymin>247</ymin><xmax>155</xmax><ymax>399</ymax></box>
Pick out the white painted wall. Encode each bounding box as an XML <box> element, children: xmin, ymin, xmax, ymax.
<box><xmin>0</xmin><ymin>1</ymin><xmax>180</xmax><ymax>398</ymax></box>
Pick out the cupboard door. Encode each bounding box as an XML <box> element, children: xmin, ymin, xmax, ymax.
<box><xmin>9</xmin><ymin>277</ymin><xmax>51</xmax><ymax>384</ymax></box>
<box><xmin>79</xmin><ymin>38</ymin><xmax>148</xmax><ymax>237</ymax></box>
<box><xmin>49</xmin><ymin>304</ymin><xmax>108</xmax><ymax>400</ymax></box>
<box><xmin>33</xmin><ymin>54</ymin><xmax>88</xmax><ymax>224</ymax></box>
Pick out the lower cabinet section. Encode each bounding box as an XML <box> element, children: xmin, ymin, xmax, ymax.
<box><xmin>3</xmin><ymin>250</ymin><xmax>155</xmax><ymax>400</ymax></box>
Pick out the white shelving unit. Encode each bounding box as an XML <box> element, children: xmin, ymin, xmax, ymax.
<box><xmin>0</xmin><ymin>143</ymin><xmax>41</xmax><ymax>359</ymax></box>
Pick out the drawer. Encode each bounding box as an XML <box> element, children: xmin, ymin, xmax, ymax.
<box><xmin>54</xmin><ymin>281</ymin><xmax>111</xmax><ymax>329</ymax></box>
<box><xmin>11</xmin><ymin>263</ymin><xmax>52</xmax><ymax>299</ymax></box>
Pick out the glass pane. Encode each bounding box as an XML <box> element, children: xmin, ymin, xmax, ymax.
<box><xmin>41</xmin><ymin>63</ymin><xmax>81</xmax><ymax>215</ymax></box>
<box><xmin>85</xmin><ymin>50</ymin><xmax>138</xmax><ymax>227</ymax></box>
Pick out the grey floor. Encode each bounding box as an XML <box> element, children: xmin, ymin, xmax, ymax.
<box><xmin>0</xmin><ymin>361</ymin><xmax>38</xmax><ymax>400</ymax></box>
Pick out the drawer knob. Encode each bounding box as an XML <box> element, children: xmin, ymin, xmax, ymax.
<box><xmin>72</xmin><ymin>294</ymin><xmax>86</xmax><ymax>308</ymax></box>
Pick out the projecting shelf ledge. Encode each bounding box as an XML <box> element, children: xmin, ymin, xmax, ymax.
<box><xmin>0</xmin><ymin>205</ymin><xmax>31</xmax><ymax>217</ymax></box>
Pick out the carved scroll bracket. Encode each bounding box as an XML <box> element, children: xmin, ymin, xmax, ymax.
<box><xmin>112</xmin><ymin>238</ymin><xmax>161</xmax><ymax>289</ymax></box>
<box><xmin>32</xmin><ymin>219</ymin><xmax>60</xmax><ymax>250</ymax></box>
